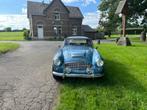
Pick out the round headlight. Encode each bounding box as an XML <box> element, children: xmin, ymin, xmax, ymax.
<box><xmin>65</xmin><ymin>67</ymin><xmax>71</xmax><ymax>74</ymax></box>
<box><xmin>54</xmin><ymin>59</ymin><xmax>61</xmax><ymax>66</ymax></box>
<box><xmin>96</xmin><ymin>59</ymin><xmax>104</xmax><ymax>67</ymax></box>
<box><xmin>86</xmin><ymin>67</ymin><xmax>93</xmax><ymax>74</ymax></box>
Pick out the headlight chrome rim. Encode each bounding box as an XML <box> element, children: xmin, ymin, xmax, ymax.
<box><xmin>54</xmin><ymin>59</ymin><xmax>61</xmax><ymax>66</ymax></box>
<box><xmin>96</xmin><ymin>59</ymin><xmax>104</xmax><ymax>67</ymax></box>
<box><xmin>65</xmin><ymin>67</ymin><xmax>71</xmax><ymax>74</ymax></box>
<box><xmin>86</xmin><ymin>67</ymin><xmax>93</xmax><ymax>74</ymax></box>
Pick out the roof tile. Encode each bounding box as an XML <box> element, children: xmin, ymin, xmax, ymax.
<box><xmin>27</xmin><ymin>1</ymin><xmax>83</xmax><ymax>18</ymax></box>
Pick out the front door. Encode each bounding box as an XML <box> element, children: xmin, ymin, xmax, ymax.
<box><xmin>37</xmin><ymin>25</ymin><xmax>44</xmax><ymax>39</ymax></box>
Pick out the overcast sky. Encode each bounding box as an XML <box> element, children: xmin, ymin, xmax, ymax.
<box><xmin>0</xmin><ymin>0</ymin><xmax>100</xmax><ymax>30</ymax></box>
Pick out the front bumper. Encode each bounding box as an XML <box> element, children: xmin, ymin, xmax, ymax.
<box><xmin>53</xmin><ymin>71</ymin><xmax>104</xmax><ymax>78</ymax></box>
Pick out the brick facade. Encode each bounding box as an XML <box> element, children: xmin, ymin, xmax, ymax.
<box><xmin>27</xmin><ymin>0</ymin><xmax>83</xmax><ymax>40</ymax></box>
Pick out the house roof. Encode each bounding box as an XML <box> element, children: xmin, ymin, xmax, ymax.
<box><xmin>27</xmin><ymin>1</ymin><xmax>83</xmax><ymax>18</ymax></box>
<box><xmin>27</xmin><ymin>1</ymin><xmax>48</xmax><ymax>17</ymax></box>
<box><xmin>82</xmin><ymin>25</ymin><xmax>96</xmax><ymax>32</ymax></box>
<box><xmin>66</xmin><ymin>6</ymin><xmax>83</xmax><ymax>18</ymax></box>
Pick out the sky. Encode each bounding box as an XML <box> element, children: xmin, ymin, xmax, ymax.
<box><xmin>0</xmin><ymin>0</ymin><xmax>100</xmax><ymax>30</ymax></box>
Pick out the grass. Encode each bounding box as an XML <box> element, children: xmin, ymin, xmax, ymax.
<box><xmin>0</xmin><ymin>32</ymin><xmax>24</xmax><ymax>41</ymax></box>
<box><xmin>56</xmin><ymin>43</ymin><xmax>147</xmax><ymax>110</ymax></box>
<box><xmin>106</xmin><ymin>34</ymin><xmax>141</xmax><ymax>42</ymax></box>
<box><xmin>0</xmin><ymin>43</ymin><xmax>19</xmax><ymax>54</ymax></box>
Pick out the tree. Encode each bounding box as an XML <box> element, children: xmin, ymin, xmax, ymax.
<box><xmin>98</xmin><ymin>0</ymin><xmax>122</xmax><ymax>37</ymax></box>
<box><xmin>5</xmin><ymin>27</ymin><xmax>12</xmax><ymax>32</ymax></box>
<box><xmin>128</xmin><ymin>0</ymin><xmax>147</xmax><ymax>41</ymax></box>
<box><xmin>98</xmin><ymin>0</ymin><xmax>147</xmax><ymax>36</ymax></box>
<box><xmin>128</xmin><ymin>0</ymin><xmax>147</xmax><ymax>18</ymax></box>
<box><xmin>23</xmin><ymin>29</ymin><xmax>31</xmax><ymax>40</ymax></box>
<box><xmin>22</xmin><ymin>28</ymin><xmax>27</xmax><ymax>31</ymax></box>
<box><xmin>140</xmin><ymin>11</ymin><xmax>147</xmax><ymax>41</ymax></box>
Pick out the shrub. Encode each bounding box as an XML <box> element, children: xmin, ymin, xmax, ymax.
<box><xmin>23</xmin><ymin>30</ymin><xmax>31</xmax><ymax>40</ymax></box>
<box><xmin>5</xmin><ymin>27</ymin><xmax>12</xmax><ymax>32</ymax></box>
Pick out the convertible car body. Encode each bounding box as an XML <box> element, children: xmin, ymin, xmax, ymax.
<box><xmin>52</xmin><ymin>36</ymin><xmax>104</xmax><ymax>79</ymax></box>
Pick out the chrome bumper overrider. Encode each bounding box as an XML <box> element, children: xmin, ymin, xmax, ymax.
<box><xmin>53</xmin><ymin>71</ymin><xmax>104</xmax><ymax>78</ymax></box>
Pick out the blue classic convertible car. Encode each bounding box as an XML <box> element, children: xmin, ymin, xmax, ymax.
<box><xmin>52</xmin><ymin>36</ymin><xmax>104</xmax><ymax>80</ymax></box>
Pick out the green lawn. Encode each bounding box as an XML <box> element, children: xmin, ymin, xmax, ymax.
<box><xmin>106</xmin><ymin>34</ymin><xmax>141</xmax><ymax>42</ymax></box>
<box><xmin>0</xmin><ymin>32</ymin><xmax>24</xmax><ymax>41</ymax></box>
<box><xmin>56</xmin><ymin>43</ymin><xmax>147</xmax><ymax>110</ymax></box>
<box><xmin>0</xmin><ymin>43</ymin><xmax>19</xmax><ymax>54</ymax></box>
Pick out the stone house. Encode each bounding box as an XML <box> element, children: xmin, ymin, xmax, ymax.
<box><xmin>27</xmin><ymin>0</ymin><xmax>84</xmax><ymax>40</ymax></box>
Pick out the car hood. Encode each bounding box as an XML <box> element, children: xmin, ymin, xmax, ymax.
<box><xmin>62</xmin><ymin>46</ymin><xmax>93</xmax><ymax>64</ymax></box>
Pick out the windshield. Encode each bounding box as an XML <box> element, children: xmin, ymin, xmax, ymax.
<box><xmin>64</xmin><ymin>38</ymin><xmax>93</xmax><ymax>47</ymax></box>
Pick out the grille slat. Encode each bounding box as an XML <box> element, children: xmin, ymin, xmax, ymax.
<box><xmin>65</xmin><ymin>62</ymin><xmax>91</xmax><ymax>69</ymax></box>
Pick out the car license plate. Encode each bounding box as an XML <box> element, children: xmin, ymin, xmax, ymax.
<box><xmin>72</xmin><ymin>69</ymin><xmax>86</xmax><ymax>73</ymax></box>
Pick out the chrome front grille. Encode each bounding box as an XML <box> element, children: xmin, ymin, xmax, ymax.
<box><xmin>64</xmin><ymin>62</ymin><xmax>91</xmax><ymax>69</ymax></box>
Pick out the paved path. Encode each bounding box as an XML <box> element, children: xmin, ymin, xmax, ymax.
<box><xmin>0</xmin><ymin>41</ymin><xmax>61</xmax><ymax>110</ymax></box>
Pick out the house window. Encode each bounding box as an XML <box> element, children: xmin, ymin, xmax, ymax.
<box><xmin>72</xmin><ymin>26</ymin><xmax>77</xmax><ymax>35</ymax></box>
<box><xmin>53</xmin><ymin>26</ymin><xmax>62</xmax><ymax>35</ymax></box>
<box><xmin>54</xmin><ymin>13</ymin><xmax>60</xmax><ymax>20</ymax></box>
<box><xmin>53</xmin><ymin>26</ymin><xmax>58</xmax><ymax>35</ymax></box>
<box><xmin>38</xmin><ymin>26</ymin><xmax>43</xmax><ymax>28</ymax></box>
<box><xmin>58</xmin><ymin>26</ymin><xmax>62</xmax><ymax>35</ymax></box>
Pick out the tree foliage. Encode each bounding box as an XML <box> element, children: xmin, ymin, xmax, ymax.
<box><xmin>5</xmin><ymin>27</ymin><xmax>12</xmax><ymax>32</ymax></box>
<box><xmin>128</xmin><ymin>0</ymin><xmax>147</xmax><ymax>17</ymax></box>
<box><xmin>98</xmin><ymin>0</ymin><xmax>147</xmax><ymax>33</ymax></box>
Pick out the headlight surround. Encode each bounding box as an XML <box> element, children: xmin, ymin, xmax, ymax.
<box><xmin>54</xmin><ymin>59</ymin><xmax>61</xmax><ymax>66</ymax></box>
<box><xmin>86</xmin><ymin>67</ymin><xmax>93</xmax><ymax>74</ymax></box>
<box><xmin>96</xmin><ymin>59</ymin><xmax>104</xmax><ymax>67</ymax></box>
<box><xmin>64</xmin><ymin>67</ymin><xmax>71</xmax><ymax>74</ymax></box>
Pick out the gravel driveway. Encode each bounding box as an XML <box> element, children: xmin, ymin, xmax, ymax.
<box><xmin>0</xmin><ymin>41</ymin><xmax>61</xmax><ymax>110</ymax></box>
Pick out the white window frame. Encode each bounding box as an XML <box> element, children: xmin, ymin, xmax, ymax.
<box><xmin>58</xmin><ymin>26</ymin><xmax>62</xmax><ymax>35</ymax></box>
<box><xmin>72</xmin><ymin>26</ymin><xmax>77</xmax><ymax>35</ymax></box>
<box><xmin>54</xmin><ymin>13</ymin><xmax>60</xmax><ymax>21</ymax></box>
<box><xmin>53</xmin><ymin>25</ymin><xmax>62</xmax><ymax>35</ymax></box>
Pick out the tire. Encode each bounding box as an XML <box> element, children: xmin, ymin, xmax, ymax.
<box><xmin>53</xmin><ymin>74</ymin><xmax>63</xmax><ymax>82</ymax></box>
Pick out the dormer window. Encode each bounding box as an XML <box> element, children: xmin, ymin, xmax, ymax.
<box><xmin>54</xmin><ymin>9</ymin><xmax>60</xmax><ymax>21</ymax></box>
<box><xmin>54</xmin><ymin>13</ymin><xmax>60</xmax><ymax>20</ymax></box>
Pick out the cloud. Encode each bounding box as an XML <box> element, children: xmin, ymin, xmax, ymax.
<box><xmin>0</xmin><ymin>15</ymin><xmax>29</xmax><ymax>30</ymax></box>
<box><xmin>62</xmin><ymin>0</ymin><xmax>97</xmax><ymax>5</ymax></box>
<box><xmin>82</xmin><ymin>0</ymin><xmax>96</xmax><ymax>6</ymax></box>
<box><xmin>29</xmin><ymin>0</ymin><xmax>97</xmax><ymax>5</ymax></box>
<box><xmin>83</xmin><ymin>11</ymin><xmax>100</xmax><ymax>28</ymax></box>
<box><xmin>62</xmin><ymin>0</ymin><xmax>79</xmax><ymax>3</ymax></box>
<box><xmin>0</xmin><ymin>12</ymin><xmax>100</xmax><ymax>30</ymax></box>
<box><xmin>22</xmin><ymin>8</ymin><xmax>27</xmax><ymax>14</ymax></box>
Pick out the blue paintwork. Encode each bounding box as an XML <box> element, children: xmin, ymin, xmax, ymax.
<box><xmin>52</xmin><ymin>36</ymin><xmax>104</xmax><ymax>78</ymax></box>
<box><xmin>62</xmin><ymin>46</ymin><xmax>93</xmax><ymax>64</ymax></box>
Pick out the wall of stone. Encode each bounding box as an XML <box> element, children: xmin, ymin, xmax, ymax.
<box><xmin>31</xmin><ymin>0</ymin><xmax>83</xmax><ymax>39</ymax></box>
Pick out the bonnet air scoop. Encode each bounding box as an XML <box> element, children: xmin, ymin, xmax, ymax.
<box><xmin>71</xmin><ymin>52</ymin><xmax>86</xmax><ymax>58</ymax></box>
